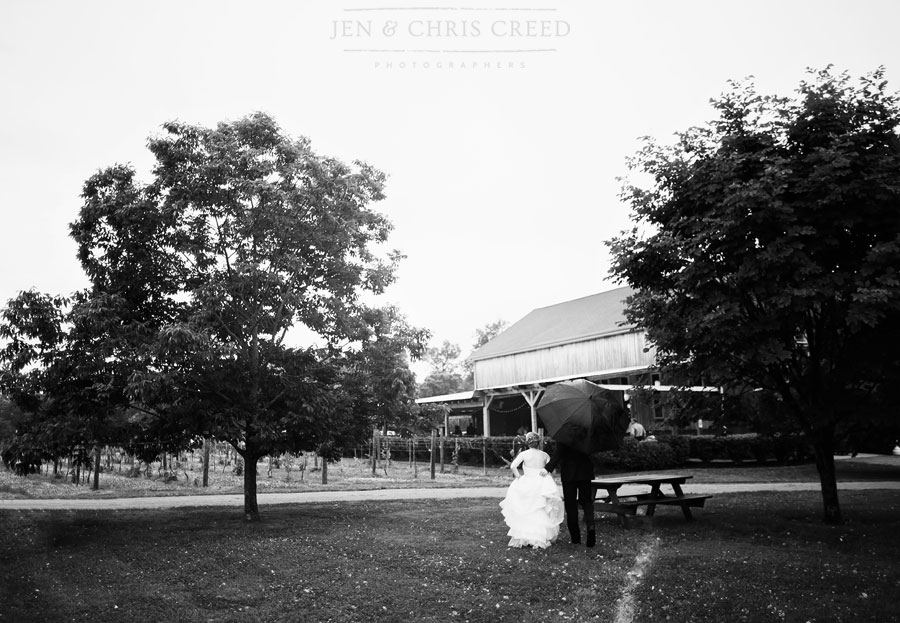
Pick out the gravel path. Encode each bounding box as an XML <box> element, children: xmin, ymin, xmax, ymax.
<box><xmin>2</xmin><ymin>480</ymin><xmax>898</xmax><ymax>510</ymax></box>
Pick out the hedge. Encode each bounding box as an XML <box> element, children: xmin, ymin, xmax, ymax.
<box><xmin>592</xmin><ymin>432</ymin><xmax>814</xmax><ymax>471</ymax></box>
<box><xmin>594</xmin><ymin>437</ymin><xmax>678</xmax><ymax>471</ymax></box>
<box><xmin>688</xmin><ymin>433</ymin><xmax>812</xmax><ymax>464</ymax></box>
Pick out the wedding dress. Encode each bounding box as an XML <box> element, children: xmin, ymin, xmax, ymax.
<box><xmin>499</xmin><ymin>459</ymin><xmax>564</xmax><ymax>549</ymax></box>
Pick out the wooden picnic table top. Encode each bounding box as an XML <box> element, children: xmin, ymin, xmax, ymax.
<box><xmin>591</xmin><ymin>473</ymin><xmax>711</xmax><ymax>526</ymax></box>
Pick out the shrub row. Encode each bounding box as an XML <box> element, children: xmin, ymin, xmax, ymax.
<box><xmin>592</xmin><ymin>433</ymin><xmax>813</xmax><ymax>471</ymax></box>
<box><xmin>688</xmin><ymin>433</ymin><xmax>813</xmax><ymax>464</ymax></box>
<box><xmin>594</xmin><ymin>436</ymin><xmax>678</xmax><ymax>471</ymax></box>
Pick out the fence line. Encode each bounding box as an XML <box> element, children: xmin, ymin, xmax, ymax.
<box><xmin>369</xmin><ymin>433</ymin><xmax>529</xmax><ymax>478</ymax></box>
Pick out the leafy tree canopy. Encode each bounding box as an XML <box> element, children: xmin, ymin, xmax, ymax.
<box><xmin>608</xmin><ymin>67</ymin><xmax>900</xmax><ymax>523</ymax></box>
<box><xmin>472</xmin><ymin>319</ymin><xmax>509</xmax><ymax>352</ymax></box>
<box><xmin>59</xmin><ymin>112</ymin><xmax>421</xmax><ymax>520</ymax></box>
<box><xmin>0</xmin><ymin>290</ymin><xmax>142</xmax><ymax>478</ymax></box>
<box><xmin>417</xmin><ymin>320</ymin><xmax>510</xmax><ymax>399</ymax></box>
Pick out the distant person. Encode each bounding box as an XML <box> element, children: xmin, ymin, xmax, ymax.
<box><xmin>511</xmin><ymin>427</ymin><xmax>528</xmax><ymax>457</ymax></box>
<box><xmin>466</xmin><ymin>422</ymin><xmax>477</xmax><ymax>436</ymax></box>
<box><xmin>453</xmin><ymin>424</ymin><xmax>462</xmax><ymax>436</ymax></box>
<box><xmin>626</xmin><ymin>418</ymin><xmax>647</xmax><ymax>440</ymax></box>
<box><xmin>499</xmin><ymin>432</ymin><xmax>564</xmax><ymax>549</ymax></box>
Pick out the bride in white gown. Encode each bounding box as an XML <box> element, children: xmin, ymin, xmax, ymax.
<box><xmin>499</xmin><ymin>432</ymin><xmax>564</xmax><ymax>549</ymax></box>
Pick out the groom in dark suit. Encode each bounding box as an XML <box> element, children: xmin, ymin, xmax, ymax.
<box><xmin>545</xmin><ymin>440</ymin><xmax>597</xmax><ymax>547</ymax></box>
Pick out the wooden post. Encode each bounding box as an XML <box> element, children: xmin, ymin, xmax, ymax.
<box><xmin>482</xmin><ymin>395</ymin><xmax>494</xmax><ymax>437</ymax></box>
<box><xmin>523</xmin><ymin>390</ymin><xmax>542</xmax><ymax>433</ymax></box>
<box><xmin>440</xmin><ymin>434</ymin><xmax>445</xmax><ymax>473</ymax></box>
<box><xmin>482</xmin><ymin>436</ymin><xmax>487</xmax><ymax>475</ymax></box>
<box><xmin>92</xmin><ymin>445</ymin><xmax>101</xmax><ymax>491</ymax></box>
<box><xmin>202</xmin><ymin>438</ymin><xmax>210</xmax><ymax>487</ymax></box>
<box><xmin>430</xmin><ymin>430</ymin><xmax>436</xmax><ymax>480</ymax></box>
<box><xmin>412</xmin><ymin>437</ymin><xmax>417</xmax><ymax>477</ymax></box>
<box><xmin>322</xmin><ymin>455</ymin><xmax>328</xmax><ymax>484</ymax></box>
<box><xmin>372</xmin><ymin>428</ymin><xmax>378</xmax><ymax>476</ymax></box>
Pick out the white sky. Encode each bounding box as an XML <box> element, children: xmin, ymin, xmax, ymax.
<box><xmin>2</xmin><ymin>0</ymin><xmax>899</xmax><ymax>371</ymax></box>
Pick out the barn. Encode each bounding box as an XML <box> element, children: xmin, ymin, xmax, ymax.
<box><xmin>417</xmin><ymin>286</ymin><xmax>715</xmax><ymax>436</ymax></box>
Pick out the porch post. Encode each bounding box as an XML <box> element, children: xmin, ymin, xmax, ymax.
<box><xmin>482</xmin><ymin>395</ymin><xmax>494</xmax><ymax>437</ymax></box>
<box><xmin>521</xmin><ymin>390</ymin><xmax>543</xmax><ymax>433</ymax></box>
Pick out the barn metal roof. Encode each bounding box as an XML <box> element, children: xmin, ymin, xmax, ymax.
<box><xmin>468</xmin><ymin>286</ymin><xmax>636</xmax><ymax>362</ymax></box>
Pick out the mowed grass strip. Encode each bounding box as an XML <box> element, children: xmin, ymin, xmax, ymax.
<box><xmin>1</xmin><ymin>490</ymin><xmax>899</xmax><ymax>623</ymax></box>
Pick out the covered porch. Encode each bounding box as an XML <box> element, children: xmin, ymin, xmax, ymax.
<box><xmin>417</xmin><ymin>372</ymin><xmax>720</xmax><ymax>437</ymax></box>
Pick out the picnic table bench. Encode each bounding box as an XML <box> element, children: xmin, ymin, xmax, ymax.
<box><xmin>591</xmin><ymin>474</ymin><xmax>712</xmax><ymax>527</ymax></box>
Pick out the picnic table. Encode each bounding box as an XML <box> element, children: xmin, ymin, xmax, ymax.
<box><xmin>591</xmin><ymin>473</ymin><xmax>712</xmax><ymax>527</ymax></box>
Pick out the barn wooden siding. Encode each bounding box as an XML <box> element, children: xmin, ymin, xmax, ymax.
<box><xmin>473</xmin><ymin>330</ymin><xmax>656</xmax><ymax>390</ymax></box>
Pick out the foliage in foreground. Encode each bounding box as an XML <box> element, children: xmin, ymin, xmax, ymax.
<box><xmin>1</xmin><ymin>112</ymin><xmax>431</xmax><ymax>521</ymax></box>
<box><xmin>1</xmin><ymin>491</ymin><xmax>898</xmax><ymax>623</ymax></box>
<box><xmin>609</xmin><ymin>67</ymin><xmax>900</xmax><ymax>523</ymax></box>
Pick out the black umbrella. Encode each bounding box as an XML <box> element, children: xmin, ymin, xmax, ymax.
<box><xmin>536</xmin><ymin>379</ymin><xmax>630</xmax><ymax>455</ymax></box>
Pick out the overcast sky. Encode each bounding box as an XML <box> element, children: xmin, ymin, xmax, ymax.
<box><xmin>2</xmin><ymin>1</ymin><xmax>899</xmax><ymax>372</ymax></box>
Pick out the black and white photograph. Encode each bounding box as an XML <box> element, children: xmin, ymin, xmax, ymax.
<box><xmin>2</xmin><ymin>2</ymin><xmax>899</xmax><ymax>622</ymax></box>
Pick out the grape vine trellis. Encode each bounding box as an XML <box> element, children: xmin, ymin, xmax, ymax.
<box><xmin>370</xmin><ymin>434</ymin><xmax>537</xmax><ymax>477</ymax></box>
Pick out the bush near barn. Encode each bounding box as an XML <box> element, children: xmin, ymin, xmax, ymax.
<box><xmin>587</xmin><ymin>433</ymin><xmax>821</xmax><ymax>472</ymax></box>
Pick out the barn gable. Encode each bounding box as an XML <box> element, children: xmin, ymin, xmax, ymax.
<box><xmin>468</xmin><ymin>286</ymin><xmax>654</xmax><ymax>391</ymax></box>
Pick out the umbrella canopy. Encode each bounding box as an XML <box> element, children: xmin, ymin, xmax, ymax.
<box><xmin>536</xmin><ymin>379</ymin><xmax>630</xmax><ymax>455</ymax></box>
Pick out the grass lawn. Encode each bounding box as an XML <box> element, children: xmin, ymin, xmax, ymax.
<box><xmin>2</xmin><ymin>457</ymin><xmax>898</xmax><ymax>622</ymax></box>
<box><xmin>2</xmin><ymin>482</ymin><xmax>900</xmax><ymax>622</ymax></box>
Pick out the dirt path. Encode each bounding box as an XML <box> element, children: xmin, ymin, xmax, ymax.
<box><xmin>614</xmin><ymin>539</ymin><xmax>660</xmax><ymax>623</ymax></box>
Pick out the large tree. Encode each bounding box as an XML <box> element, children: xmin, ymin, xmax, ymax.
<box><xmin>609</xmin><ymin>68</ymin><xmax>900</xmax><ymax>524</ymax></box>
<box><xmin>1</xmin><ymin>160</ymin><xmax>196</xmax><ymax>485</ymax></box>
<box><xmin>417</xmin><ymin>340</ymin><xmax>468</xmax><ymax>398</ymax></box>
<box><xmin>71</xmin><ymin>112</ymin><xmax>411</xmax><ymax>520</ymax></box>
<box><xmin>417</xmin><ymin>320</ymin><xmax>510</xmax><ymax>398</ymax></box>
<box><xmin>0</xmin><ymin>290</ymin><xmax>146</xmax><ymax>486</ymax></box>
<box><xmin>340</xmin><ymin>305</ymin><xmax>430</xmax><ymax>435</ymax></box>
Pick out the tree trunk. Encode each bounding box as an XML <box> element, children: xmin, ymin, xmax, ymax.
<box><xmin>92</xmin><ymin>445</ymin><xmax>101</xmax><ymax>491</ymax></box>
<box><xmin>321</xmin><ymin>456</ymin><xmax>328</xmax><ymax>485</ymax></box>
<box><xmin>812</xmin><ymin>427</ymin><xmax>842</xmax><ymax>524</ymax></box>
<box><xmin>243</xmin><ymin>453</ymin><xmax>260</xmax><ymax>522</ymax></box>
